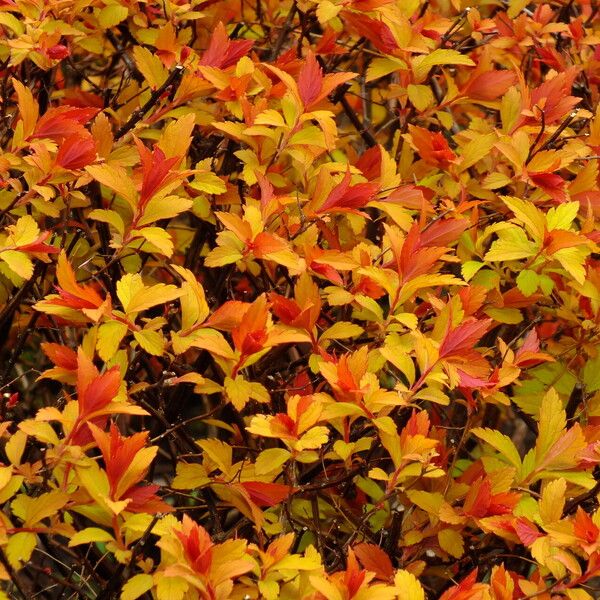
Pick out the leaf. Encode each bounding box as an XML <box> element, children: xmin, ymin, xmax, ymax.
<box><xmin>69</xmin><ymin>527</ymin><xmax>115</xmax><ymax>547</ymax></box>
<box><xmin>121</xmin><ymin>574</ymin><xmax>154</xmax><ymax>600</ymax></box>
<box><xmin>98</xmin><ymin>4</ymin><xmax>129</xmax><ymax>28</ymax></box>
<box><xmin>240</xmin><ymin>481</ymin><xmax>295</xmax><ymax>507</ymax></box>
<box><xmin>12</xmin><ymin>78</ymin><xmax>38</xmax><ymax>141</ymax></box>
<box><xmin>56</xmin><ymin>132</ymin><xmax>97</xmax><ymax>169</ymax></box>
<box><xmin>439</xmin><ymin>318</ymin><xmax>491</xmax><ymax>359</ymax></box>
<box><xmin>484</xmin><ymin>226</ymin><xmax>539</xmax><ymax>262</ymax></box>
<box><xmin>11</xmin><ymin>490</ymin><xmax>69</xmax><ymax>526</ymax></box>
<box><xmin>501</xmin><ymin>196</ymin><xmax>545</xmax><ymax>240</ymax></box>
<box><xmin>155</xmin><ymin>576</ymin><xmax>188</xmax><ymax>600</ymax></box>
<box><xmin>133</xmin><ymin>46</ymin><xmax>168</xmax><ymax>90</ymax></box>
<box><xmin>320</xmin><ymin>321</ymin><xmax>364</xmax><ymax>341</ymax></box>
<box><xmin>97</xmin><ymin>321</ymin><xmax>128</xmax><ymax>362</ymax></box>
<box><xmin>86</xmin><ymin>163</ymin><xmax>138</xmax><ymax>208</ymax></box>
<box><xmin>516</xmin><ymin>269</ymin><xmax>539</xmax><ymax>296</ymax></box>
<box><xmin>89</xmin><ymin>209</ymin><xmax>125</xmax><ymax>236</ymax></box>
<box><xmin>137</xmin><ymin>196</ymin><xmax>192</xmax><ymax>227</ymax></box>
<box><xmin>117</xmin><ymin>273</ymin><xmax>182</xmax><ymax>315</ymax></box>
<box><xmin>538</xmin><ymin>478</ymin><xmax>566</xmax><ymax>524</ymax></box>
<box><xmin>534</xmin><ymin>388</ymin><xmax>586</xmax><ymax>474</ymax></box>
<box><xmin>0</xmin><ymin>250</ymin><xmax>32</xmax><ymax>279</ymax></box>
<box><xmin>134</xmin><ymin>329</ymin><xmax>166</xmax><ymax>356</ymax></box>
<box><xmin>471</xmin><ymin>428</ymin><xmax>522</xmax><ymax>469</ymax></box>
<box><xmin>353</xmin><ymin>543</ymin><xmax>394</xmax><ymax>580</ymax></box>
<box><xmin>438</xmin><ymin>528</ymin><xmax>464</xmax><ymax>558</ymax></box>
<box><xmin>133</xmin><ymin>227</ymin><xmax>174</xmax><ymax>257</ymax></box>
<box><xmin>172</xmin><ymin>463</ymin><xmax>209</xmax><ymax>489</ymax></box>
<box><xmin>365</xmin><ymin>58</ymin><xmax>405</xmax><ymax>84</ymax></box>
<box><xmin>6</xmin><ymin>531</ymin><xmax>36</xmax><ymax>569</ymax></box>
<box><xmin>412</xmin><ymin>49</ymin><xmax>475</xmax><ymax>82</ymax></box>
<box><xmin>393</xmin><ymin>570</ymin><xmax>425</xmax><ymax>600</ymax></box>
<box><xmin>583</xmin><ymin>353</ymin><xmax>600</xmax><ymax>392</ymax></box>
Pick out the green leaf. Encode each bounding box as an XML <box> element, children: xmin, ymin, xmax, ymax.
<box><xmin>583</xmin><ymin>353</ymin><xmax>600</xmax><ymax>393</ymax></box>
<box><xmin>516</xmin><ymin>269</ymin><xmax>539</xmax><ymax>296</ymax></box>
<box><xmin>461</xmin><ymin>261</ymin><xmax>484</xmax><ymax>282</ymax></box>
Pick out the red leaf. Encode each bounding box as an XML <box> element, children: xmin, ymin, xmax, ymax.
<box><xmin>41</xmin><ymin>343</ymin><xmax>78</xmax><ymax>370</ymax></box>
<box><xmin>240</xmin><ymin>481</ymin><xmax>294</xmax><ymax>506</ymax></box>
<box><xmin>319</xmin><ymin>169</ymin><xmax>379</xmax><ymax>214</ymax></box>
<box><xmin>342</xmin><ymin>12</ymin><xmax>398</xmax><ymax>54</ymax></box>
<box><xmin>420</xmin><ymin>219</ymin><xmax>469</xmax><ymax>248</ymax></box>
<box><xmin>56</xmin><ymin>133</ymin><xmax>97</xmax><ymax>170</ymax></box>
<box><xmin>439</xmin><ymin>318</ymin><xmax>492</xmax><ymax>360</ymax></box>
<box><xmin>514</xmin><ymin>518</ymin><xmax>542</xmax><ymax>547</ymax></box>
<box><xmin>32</xmin><ymin>106</ymin><xmax>99</xmax><ymax>142</ymax></box>
<box><xmin>298</xmin><ymin>51</ymin><xmax>323</xmax><ymax>108</ymax></box>
<box><xmin>199</xmin><ymin>22</ymin><xmax>253</xmax><ymax>69</ymax></box>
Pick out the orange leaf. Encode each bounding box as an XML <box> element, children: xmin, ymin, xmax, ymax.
<box><xmin>239</xmin><ymin>481</ymin><xmax>295</xmax><ymax>507</ymax></box>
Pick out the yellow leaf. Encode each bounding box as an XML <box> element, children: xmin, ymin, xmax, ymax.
<box><xmin>117</xmin><ymin>273</ymin><xmax>182</xmax><ymax>315</ymax></box>
<box><xmin>407</xmin><ymin>84</ymin><xmax>434</xmax><ymax>111</ymax></box>
<box><xmin>133</xmin><ymin>46</ymin><xmax>168</xmax><ymax>90</ymax></box>
<box><xmin>97</xmin><ymin>321</ymin><xmax>128</xmax><ymax>362</ymax></box>
<box><xmin>171</xmin><ymin>265</ymin><xmax>209</xmax><ymax>330</ymax></box>
<box><xmin>158</xmin><ymin>113</ymin><xmax>196</xmax><ymax>159</ymax></box>
<box><xmin>412</xmin><ymin>49</ymin><xmax>475</xmax><ymax>82</ymax></box>
<box><xmin>171</xmin><ymin>328</ymin><xmax>235</xmax><ymax>358</ymax></box>
<box><xmin>69</xmin><ymin>527</ymin><xmax>115</xmax><ymax>547</ymax></box>
<box><xmin>6</xmin><ymin>531</ymin><xmax>36</xmax><ymax>569</ymax></box>
<box><xmin>133</xmin><ymin>328</ymin><xmax>166</xmax><ymax>356</ymax></box>
<box><xmin>121</xmin><ymin>574</ymin><xmax>154</xmax><ymax>600</ymax></box>
<box><xmin>394</xmin><ymin>569</ymin><xmax>425</xmax><ymax>600</ymax></box>
<box><xmin>484</xmin><ymin>226</ymin><xmax>538</xmax><ymax>262</ymax></box>
<box><xmin>0</xmin><ymin>250</ymin><xmax>32</xmax><ymax>279</ymax></box>
<box><xmin>132</xmin><ymin>227</ymin><xmax>174</xmax><ymax>257</ymax></box>
<box><xmin>5</xmin><ymin>431</ymin><xmax>27</xmax><ymax>466</ymax></box>
<box><xmin>172</xmin><ymin>463</ymin><xmax>209</xmax><ymax>490</ymax></box>
<box><xmin>7</xmin><ymin>214</ymin><xmax>41</xmax><ymax>246</ymax></box>
<box><xmin>19</xmin><ymin>419</ymin><xmax>61</xmax><ymax>445</ymax></box>
<box><xmin>156</xmin><ymin>576</ymin><xmax>188</xmax><ymax>600</ymax></box>
<box><xmin>98</xmin><ymin>4</ymin><xmax>128</xmax><ymax>28</ymax></box>
<box><xmin>11</xmin><ymin>490</ymin><xmax>68</xmax><ymax>526</ymax></box>
<box><xmin>315</xmin><ymin>0</ymin><xmax>342</xmax><ymax>24</ymax></box>
<box><xmin>501</xmin><ymin>196</ymin><xmax>545</xmax><ymax>240</ymax></box>
<box><xmin>12</xmin><ymin>78</ymin><xmax>38</xmax><ymax>141</ymax></box>
<box><xmin>189</xmin><ymin>171</ymin><xmax>227</xmax><ymax>195</ymax></box>
<box><xmin>86</xmin><ymin>164</ymin><xmax>138</xmax><ymax>209</ymax></box>
<box><xmin>366</xmin><ymin>57</ymin><xmax>407</xmax><ymax>83</ymax></box>
<box><xmin>320</xmin><ymin>321</ymin><xmax>364</xmax><ymax>342</ymax></box>
<box><xmin>137</xmin><ymin>196</ymin><xmax>192</xmax><ymax>227</ymax></box>
<box><xmin>471</xmin><ymin>428</ymin><xmax>522</xmax><ymax>469</ymax></box>
<box><xmin>538</xmin><ymin>478</ymin><xmax>566</xmax><ymax>525</ymax></box>
<box><xmin>438</xmin><ymin>528</ymin><xmax>464</xmax><ymax>558</ymax></box>
<box><xmin>89</xmin><ymin>209</ymin><xmax>126</xmax><ymax>236</ymax></box>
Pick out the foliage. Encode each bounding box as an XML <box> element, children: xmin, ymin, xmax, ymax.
<box><xmin>1</xmin><ymin>0</ymin><xmax>600</xmax><ymax>598</ymax></box>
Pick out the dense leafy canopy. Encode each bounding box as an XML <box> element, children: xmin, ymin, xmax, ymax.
<box><xmin>1</xmin><ymin>0</ymin><xmax>600</xmax><ymax>598</ymax></box>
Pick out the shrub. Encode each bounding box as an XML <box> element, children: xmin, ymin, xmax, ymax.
<box><xmin>1</xmin><ymin>1</ymin><xmax>600</xmax><ymax>599</ymax></box>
